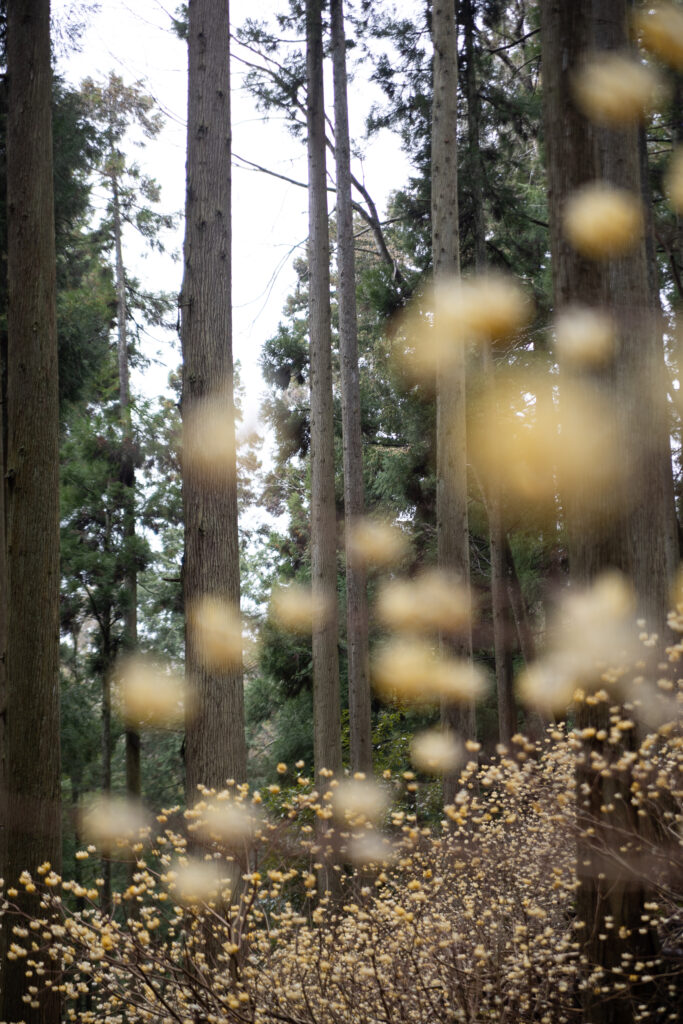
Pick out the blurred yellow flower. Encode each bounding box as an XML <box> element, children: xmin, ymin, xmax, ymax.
<box><xmin>563</xmin><ymin>183</ymin><xmax>643</xmax><ymax>259</ymax></box>
<box><xmin>573</xmin><ymin>53</ymin><xmax>665</xmax><ymax>125</ymax></box>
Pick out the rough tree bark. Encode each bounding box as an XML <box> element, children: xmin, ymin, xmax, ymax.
<box><xmin>1</xmin><ymin>1</ymin><xmax>62</xmax><ymax>1021</ymax></box>
<box><xmin>541</xmin><ymin>0</ymin><xmax>676</xmax><ymax>611</ymax></box>
<box><xmin>432</xmin><ymin>0</ymin><xmax>476</xmax><ymax>804</ymax></box>
<box><xmin>112</xmin><ymin>174</ymin><xmax>141</xmax><ymax>800</ymax></box>
<box><xmin>181</xmin><ymin>0</ymin><xmax>247</xmax><ymax>796</ymax></box>
<box><xmin>306</xmin><ymin>0</ymin><xmax>343</xmax><ymax>782</ymax></box>
<box><xmin>541</xmin><ymin>2</ymin><xmax>676</xmax><ymax>1019</ymax></box>
<box><xmin>330</xmin><ymin>0</ymin><xmax>372</xmax><ymax>774</ymax></box>
<box><xmin>462</xmin><ymin>0</ymin><xmax>516</xmax><ymax>744</ymax></box>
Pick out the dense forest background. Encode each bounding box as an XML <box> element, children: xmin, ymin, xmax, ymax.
<box><xmin>0</xmin><ymin>1</ymin><xmax>682</xmax><ymax>1022</ymax></box>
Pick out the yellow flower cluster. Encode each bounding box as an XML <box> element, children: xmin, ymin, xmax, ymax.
<box><xmin>1</xmin><ymin>715</ymin><xmax>680</xmax><ymax>1024</ymax></box>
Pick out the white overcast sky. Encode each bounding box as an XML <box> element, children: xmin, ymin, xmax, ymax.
<box><xmin>52</xmin><ymin>0</ymin><xmax>414</xmax><ymax>417</ymax></box>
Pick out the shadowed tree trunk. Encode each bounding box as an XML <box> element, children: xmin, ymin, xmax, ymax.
<box><xmin>182</xmin><ymin>0</ymin><xmax>247</xmax><ymax>797</ymax></box>
<box><xmin>112</xmin><ymin>173</ymin><xmax>141</xmax><ymax>800</ymax></box>
<box><xmin>541</xmin><ymin>0</ymin><xmax>676</xmax><ymax>608</ymax></box>
<box><xmin>330</xmin><ymin>0</ymin><xmax>372</xmax><ymax>774</ymax></box>
<box><xmin>463</xmin><ymin>0</ymin><xmax>516</xmax><ymax>744</ymax></box>
<box><xmin>432</xmin><ymin>0</ymin><xmax>475</xmax><ymax>804</ymax></box>
<box><xmin>100</xmin><ymin>600</ymin><xmax>113</xmax><ymax>913</ymax></box>
<box><xmin>306</xmin><ymin>0</ymin><xmax>343</xmax><ymax>785</ymax></box>
<box><xmin>0</xmin><ymin>1</ymin><xmax>62</xmax><ymax>1021</ymax></box>
<box><xmin>541</xmin><ymin>2</ymin><xmax>676</xmax><ymax>1019</ymax></box>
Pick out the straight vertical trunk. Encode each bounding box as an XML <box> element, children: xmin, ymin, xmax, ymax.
<box><xmin>672</xmin><ymin>77</ymin><xmax>683</xmax><ymax>306</ymax></box>
<box><xmin>490</xmin><ymin>514</ymin><xmax>516</xmax><ymax>742</ymax></box>
<box><xmin>0</xmin><ymin>302</ymin><xmax>6</xmax><ymax>887</ymax></box>
<box><xmin>541</xmin><ymin>0</ymin><xmax>676</xmax><ymax>612</ymax></box>
<box><xmin>182</xmin><ymin>0</ymin><xmax>247</xmax><ymax>796</ymax></box>
<box><xmin>503</xmin><ymin>538</ymin><xmax>536</xmax><ymax>668</ymax></box>
<box><xmin>1</xmin><ymin>1</ymin><xmax>62</xmax><ymax>1021</ymax></box>
<box><xmin>432</xmin><ymin>0</ymin><xmax>475</xmax><ymax>803</ymax></box>
<box><xmin>330</xmin><ymin>0</ymin><xmax>372</xmax><ymax>774</ymax></box>
<box><xmin>541</xmin><ymin>2</ymin><xmax>674</xmax><ymax>1019</ymax></box>
<box><xmin>112</xmin><ymin>175</ymin><xmax>141</xmax><ymax>800</ymax></box>
<box><xmin>463</xmin><ymin>0</ymin><xmax>486</xmax><ymax>271</ymax></box>
<box><xmin>306</xmin><ymin>0</ymin><xmax>343</xmax><ymax>781</ymax></box>
<box><xmin>0</xmin><ymin>75</ymin><xmax>6</xmax><ymax>843</ymax></box>
<box><xmin>463</xmin><ymin>0</ymin><xmax>517</xmax><ymax>744</ymax></box>
<box><xmin>101</xmin><ymin>625</ymin><xmax>112</xmax><ymax>914</ymax></box>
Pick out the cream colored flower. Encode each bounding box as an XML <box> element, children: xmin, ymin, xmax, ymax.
<box><xmin>573</xmin><ymin>53</ymin><xmax>665</xmax><ymax>125</ymax></box>
<box><xmin>188</xmin><ymin>596</ymin><xmax>243</xmax><ymax>669</ymax></box>
<box><xmin>346</xmin><ymin>517</ymin><xmax>410</xmax><ymax>568</ymax></box>
<box><xmin>563</xmin><ymin>183</ymin><xmax>643</xmax><ymax>259</ymax></box>
<box><xmin>410</xmin><ymin>729</ymin><xmax>464</xmax><ymax>775</ymax></box>
<box><xmin>376</xmin><ymin>568</ymin><xmax>472</xmax><ymax>635</ymax></box>
<box><xmin>270</xmin><ymin>583</ymin><xmax>333</xmax><ymax>634</ymax></box>
<box><xmin>635</xmin><ymin>4</ymin><xmax>683</xmax><ymax>70</ymax></box>
<box><xmin>116</xmin><ymin>655</ymin><xmax>191</xmax><ymax>728</ymax></box>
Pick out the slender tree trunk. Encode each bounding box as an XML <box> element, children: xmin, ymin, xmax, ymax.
<box><xmin>1</xmin><ymin>2</ymin><xmax>62</xmax><ymax>1021</ymax></box>
<box><xmin>463</xmin><ymin>0</ymin><xmax>517</xmax><ymax>744</ymax></box>
<box><xmin>490</xmin><ymin>514</ymin><xmax>516</xmax><ymax>742</ymax></box>
<box><xmin>330</xmin><ymin>0</ymin><xmax>372</xmax><ymax>774</ymax></box>
<box><xmin>101</xmin><ymin>612</ymin><xmax>113</xmax><ymax>914</ymax></box>
<box><xmin>541</xmin><ymin>2</ymin><xmax>674</xmax><ymax>1019</ymax></box>
<box><xmin>503</xmin><ymin>538</ymin><xmax>536</xmax><ymax>668</ymax></box>
<box><xmin>503</xmin><ymin>539</ymin><xmax>548</xmax><ymax>738</ymax></box>
<box><xmin>112</xmin><ymin>174</ymin><xmax>141</xmax><ymax>799</ymax></box>
<box><xmin>114</xmin><ymin>177</ymin><xmax>131</xmax><ymax>430</ymax></box>
<box><xmin>182</xmin><ymin>0</ymin><xmax>247</xmax><ymax>797</ymax></box>
<box><xmin>306</xmin><ymin>0</ymin><xmax>343</xmax><ymax>785</ymax></box>
<box><xmin>432</xmin><ymin>0</ymin><xmax>475</xmax><ymax>804</ymax></box>
<box><xmin>463</xmin><ymin>0</ymin><xmax>486</xmax><ymax>272</ymax></box>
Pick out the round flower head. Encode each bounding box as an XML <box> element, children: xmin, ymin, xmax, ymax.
<box><xmin>553</xmin><ymin>306</ymin><xmax>615</xmax><ymax>367</ymax></box>
<box><xmin>116</xmin><ymin>655</ymin><xmax>191</xmax><ymax>729</ymax></box>
<box><xmin>188</xmin><ymin>595</ymin><xmax>243</xmax><ymax>669</ymax></box>
<box><xmin>573</xmin><ymin>53</ymin><xmax>665</xmax><ymax>125</ymax></box>
<box><xmin>635</xmin><ymin>3</ymin><xmax>683</xmax><ymax>70</ymax></box>
<box><xmin>182</xmin><ymin>392</ymin><xmax>237</xmax><ymax>482</ymax></box>
<box><xmin>563</xmin><ymin>183</ymin><xmax>643</xmax><ymax>259</ymax></box>
<box><xmin>270</xmin><ymin>583</ymin><xmax>333</xmax><ymax>634</ymax></box>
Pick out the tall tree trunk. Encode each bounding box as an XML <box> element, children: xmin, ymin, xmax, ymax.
<box><xmin>0</xmin><ymin>282</ymin><xmax>6</xmax><ymax>891</ymax></box>
<box><xmin>541</xmin><ymin>2</ymin><xmax>675</xmax><ymax>1019</ymax></box>
<box><xmin>463</xmin><ymin>0</ymin><xmax>486</xmax><ymax>272</ymax></box>
<box><xmin>432</xmin><ymin>0</ymin><xmax>475</xmax><ymax>804</ymax></box>
<box><xmin>0</xmin><ymin>74</ymin><xmax>6</xmax><ymax>841</ymax></box>
<box><xmin>112</xmin><ymin>174</ymin><xmax>141</xmax><ymax>800</ymax></box>
<box><xmin>503</xmin><ymin>538</ymin><xmax>536</xmax><ymax>668</ymax></box>
<box><xmin>541</xmin><ymin>0</ymin><xmax>676</xmax><ymax>610</ymax></box>
<box><xmin>101</xmin><ymin>612</ymin><xmax>113</xmax><ymax>914</ymax></box>
<box><xmin>671</xmin><ymin>77</ymin><xmax>683</xmax><ymax>308</ymax></box>
<box><xmin>306</xmin><ymin>0</ymin><xmax>343</xmax><ymax>783</ymax></box>
<box><xmin>463</xmin><ymin>0</ymin><xmax>517</xmax><ymax>744</ymax></box>
<box><xmin>1</xmin><ymin>2</ymin><xmax>62</xmax><ymax>1022</ymax></box>
<box><xmin>181</xmin><ymin>0</ymin><xmax>247</xmax><ymax>797</ymax></box>
<box><xmin>330</xmin><ymin>0</ymin><xmax>372</xmax><ymax>774</ymax></box>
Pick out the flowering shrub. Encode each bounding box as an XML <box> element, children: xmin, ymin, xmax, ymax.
<box><xmin>1</xmin><ymin>715</ymin><xmax>681</xmax><ymax>1023</ymax></box>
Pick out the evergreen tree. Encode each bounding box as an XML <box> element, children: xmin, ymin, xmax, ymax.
<box><xmin>79</xmin><ymin>72</ymin><xmax>175</xmax><ymax>800</ymax></box>
<box><xmin>306</xmin><ymin>0</ymin><xmax>343</xmax><ymax>784</ymax></box>
<box><xmin>431</xmin><ymin>0</ymin><xmax>476</xmax><ymax>796</ymax></box>
<box><xmin>540</xmin><ymin>1</ymin><xmax>677</xmax><ymax>1017</ymax></box>
<box><xmin>181</xmin><ymin>0</ymin><xmax>247</xmax><ymax>795</ymax></box>
<box><xmin>1</xmin><ymin>2</ymin><xmax>61</xmax><ymax>1021</ymax></box>
<box><xmin>330</xmin><ymin>0</ymin><xmax>371</xmax><ymax>773</ymax></box>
